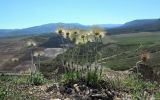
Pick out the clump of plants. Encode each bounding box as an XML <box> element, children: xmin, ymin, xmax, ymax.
<box><xmin>26</xmin><ymin>40</ymin><xmax>37</xmax><ymax>73</ymax></box>
<box><xmin>135</xmin><ymin>51</ymin><xmax>150</xmax><ymax>74</ymax></box>
<box><xmin>55</xmin><ymin>26</ymin><xmax>106</xmax><ymax>86</ymax></box>
<box><xmin>29</xmin><ymin>71</ymin><xmax>45</xmax><ymax>85</ymax></box>
<box><xmin>121</xmin><ymin>74</ymin><xmax>158</xmax><ymax>99</ymax></box>
<box><xmin>26</xmin><ymin>40</ymin><xmax>46</xmax><ymax>86</ymax></box>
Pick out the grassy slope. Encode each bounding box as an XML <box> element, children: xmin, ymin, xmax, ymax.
<box><xmin>103</xmin><ymin>32</ymin><xmax>160</xmax><ymax>70</ymax></box>
<box><xmin>53</xmin><ymin>31</ymin><xmax>160</xmax><ymax>71</ymax></box>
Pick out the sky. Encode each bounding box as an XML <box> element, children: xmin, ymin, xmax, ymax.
<box><xmin>0</xmin><ymin>0</ymin><xmax>160</xmax><ymax>29</ymax></box>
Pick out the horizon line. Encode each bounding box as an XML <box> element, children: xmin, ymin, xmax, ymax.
<box><xmin>0</xmin><ymin>18</ymin><xmax>159</xmax><ymax>29</ymax></box>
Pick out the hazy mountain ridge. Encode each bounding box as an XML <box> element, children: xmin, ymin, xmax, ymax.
<box><xmin>0</xmin><ymin>23</ymin><xmax>88</xmax><ymax>37</ymax></box>
<box><xmin>94</xmin><ymin>24</ymin><xmax>122</xmax><ymax>28</ymax></box>
<box><xmin>0</xmin><ymin>29</ymin><xmax>19</xmax><ymax>37</ymax></box>
<box><xmin>0</xmin><ymin>23</ymin><xmax>121</xmax><ymax>37</ymax></box>
<box><xmin>124</xmin><ymin>19</ymin><xmax>160</xmax><ymax>27</ymax></box>
<box><xmin>108</xmin><ymin>18</ymin><xmax>160</xmax><ymax>35</ymax></box>
<box><xmin>1</xmin><ymin>18</ymin><xmax>160</xmax><ymax>37</ymax></box>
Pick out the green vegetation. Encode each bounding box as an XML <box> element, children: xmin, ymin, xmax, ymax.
<box><xmin>29</xmin><ymin>72</ymin><xmax>45</xmax><ymax>85</ymax></box>
<box><xmin>54</xmin><ymin>27</ymin><xmax>106</xmax><ymax>87</ymax></box>
<box><xmin>106</xmin><ymin>74</ymin><xmax>159</xmax><ymax>99</ymax></box>
<box><xmin>122</xmin><ymin>75</ymin><xmax>158</xmax><ymax>99</ymax></box>
<box><xmin>155</xmin><ymin>92</ymin><xmax>160</xmax><ymax>99</ymax></box>
<box><xmin>106</xmin><ymin>32</ymin><xmax>160</xmax><ymax>70</ymax></box>
<box><xmin>1</xmin><ymin>30</ymin><xmax>160</xmax><ymax>99</ymax></box>
<box><xmin>0</xmin><ymin>75</ymin><xmax>37</xmax><ymax>99</ymax></box>
<box><xmin>54</xmin><ymin>32</ymin><xmax>160</xmax><ymax>71</ymax></box>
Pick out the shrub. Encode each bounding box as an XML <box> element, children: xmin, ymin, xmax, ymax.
<box><xmin>63</xmin><ymin>71</ymin><xmax>81</xmax><ymax>82</ymax></box>
<box><xmin>29</xmin><ymin>72</ymin><xmax>45</xmax><ymax>85</ymax></box>
<box><xmin>86</xmin><ymin>71</ymin><xmax>102</xmax><ymax>86</ymax></box>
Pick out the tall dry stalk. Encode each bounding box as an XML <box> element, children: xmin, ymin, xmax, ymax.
<box><xmin>55</xmin><ymin>26</ymin><xmax>107</xmax><ymax>82</ymax></box>
<box><xmin>26</xmin><ymin>40</ymin><xmax>37</xmax><ymax>74</ymax></box>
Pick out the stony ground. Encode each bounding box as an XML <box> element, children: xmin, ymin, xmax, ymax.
<box><xmin>0</xmin><ymin>38</ymin><xmax>25</xmax><ymax>71</ymax></box>
<box><xmin>9</xmin><ymin>69</ymin><xmax>157</xmax><ymax>100</ymax></box>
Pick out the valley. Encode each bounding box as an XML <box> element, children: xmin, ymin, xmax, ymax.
<box><xmin>0</xmin><ymin>26</ymin><xmax>160</xmax><ymax>99</ymax></box>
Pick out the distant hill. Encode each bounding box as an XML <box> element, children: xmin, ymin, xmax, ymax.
<box><xmin>0</xmin><ymin>23</ymin><xmax>121</xmax><ymax>37</ymax></box>
<box><xmin>95</xmin><ymin>24</ymin><xmax>122</xmax><ymax>28</ymax></box>
<box><xmin>0</xmin><ymin>23</ymin><xmax>88</xmax><ymax>37</ymax></box>
<box><xmin>0</xmin><ymin>29</ymin><xmax>18</xmax><ymax>37</ymax></box>
<box><xmin>11</xmin><ymin>23</ymin><xmax>89</xmax><ymax>34</ymax></box>
<box><xmin>1</xmin><ymin>19</ymin><xmax>160</xmax><ymax>37</ymax></box>
<box><xmin>40</xmin><ymin>34</ymin><xmax>63</xmax><ymax>48</ymax></box>
<box><xmin>108</xmin><ymin>19</ymin><xmax>160</xmax><ymax>35</ymax></box>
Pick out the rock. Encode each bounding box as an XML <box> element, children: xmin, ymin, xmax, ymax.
<box><xmin>51</xmin><ymin>98</ymin><xmax>61</xmax><ymax>100</ymax></box>
<box><xmin>64</xmin><ymin>83</ymin><xmax>72</xmax><ymax>89</ymax></box>
<box><xmin>113</xmin><ymin>96</ymin><xmax>121</xmax><ymax>100</ymax></box>
<box><xmin>126</xmin><ymin>95</ymin><xmax>132</xmax><ymax>100</ymax></box>
<box><xmin>104</xmin><ymin>90</ymin><xmax>115</xmax><ymax>100</ymax></box>
<box><xmin>121</xmin><ymin>93</ymin><xmax>132</xmax><ymax>100</ymax></box>
<box><xmin>46</xmin><ymin>84</ymin><xmax>57</xmax><ymax>92</ymax></box>
<box><xmin>64</xmin><ymin>87</ymin><xmax>72</xmax><ymax>94</ymax></box>
<box><xmin>73</xmin><ymin>84</ymin><xmax>80</xmax><ymax>93</ymax></box>
<box><xmin>29</xmin><ymin>91</ymin><xmax>33</xmax><ymax>94</ymax></box>
<box><xmin>106</xmin><ymin>90</ymin><xmax>112</xmax><ymax>96</ymax></box>
<box><xmin>73</xmin><ymin>94</ymin><xmax>90</xmax><ymax>100</ymax></box>
<box><xmin>89</xmin><ymin>89</ymin><xmax>93</xmax><ymax>93</ymax></box>
<box><xmin>59</xmin><ymin>86</ymin><xmax>65</xmax><ymax>94</ymax></box>
<box><xmin>90</xmin><ymin>94</ymin><xmax>109</xmax><ymax>100</ymax></box>
<box><xmin>85</xmin><ymin>89</ymin><xmax>90</xmax><ymax>95</ymax></box>
<box><xmin>56</xmin><ymin>91</ymin><xmax>61</xmax><ymax>96</ymax></box>
<box><xmin>73</xmin><ymin>95</ymin><xmax>83</xmax><ymax>100</ymax></box>
<box><xmin>40</xmin><ymin>85</ymin><xmax>47</xmax><ymax>91</ymax></box>
<box><xmin>92</xmin><ymin>89</ymin><xmax>98</xmax><ymax>94</ymax></box>
<box><xmin>79</xmin><ymin>85</ymin><xmax>87</xmax><ymax>92</ymax></box>
<box><xmin>64</xmin><ymin>98</ymin><xmax>71</xmax><ymax>100</ymax></box>
<box><xmin>59</xmin><ymin>85</ymin><xmax>72</xmax><ymax>94</ymax></box>
<box><xmin>54</xmin><ymin>83</ymin><xmax>60</xmax><ymax>89</ymax></box>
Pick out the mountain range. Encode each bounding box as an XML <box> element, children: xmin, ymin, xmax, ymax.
<box><xmin>0</xmin><ymin>18</ymin><xmax>160</xmax><ymax>37</ymax></box>
<box><xmin>107</xmin><ymin>18</ymin><xmax>160</xmax><ymax>35</ymax></box>
<box><xmin>0</xmin><ymin>23</ymin><xmax>122</xmax><ymax>37</ymax></box>
<box><xmin>0</xmin><ymin>23</ymin><xmax>88</xmax><ymax>37</ymax></box>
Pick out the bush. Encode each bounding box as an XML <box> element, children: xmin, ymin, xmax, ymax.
<box><xmin>63</xmin><ymin>70</ymin><xmax>102</xmax><ymax>86</ymax></box>
<box><xmin>86</xmin><ymin>71</ymin><xmax>101</xmax><ymax>86</ymax></box>
<box><xmin>29</xmin><ymin>72</ymin><xmax>45</xmax><ymax>85</ymax></box>
<box><xmin>63</xmin><ymin>71</ymin><xmax>81</xmax><ymax>82</ymax></box>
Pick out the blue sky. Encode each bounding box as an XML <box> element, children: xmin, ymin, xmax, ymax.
<box><xmin>0</xmin><ymin>0</ymin><xmax>160</xmax><ymax>29</ymax></box>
